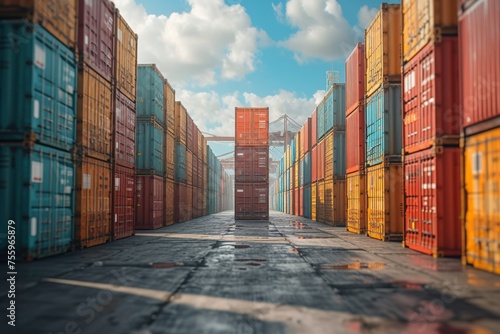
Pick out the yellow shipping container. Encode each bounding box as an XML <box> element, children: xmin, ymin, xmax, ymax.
<box><xmin>294</xmin><ymin>161</ymin><xmax>299</xmax><ymax>189</ymax></box>
<box><xmin>295</xmin><ymin>132</ymin><xmax>301</xmax><ymax>163</ymax></box>
<box><xmin>367</xmin><ymin>162</ymin><xmax>404</xmax><ymax>241</ymax></box>
<box><xmin>311</xmin><ymin>182</ymin><xmax>317</xmax><ymax>221</ymax></box>
<box><xmin>164</xmin><ymin>80</ymin><xmax>175</xmax><ymax>134</ymax></box>
<box><xmin>317</xmin><ymin>180</ymin><xmax>325</xmax><ymax>223</ymax></box>
<box><xmin>464</xmin><ymin>127</ymin><xmax>500</xmax><ymax>274</ymax></box>
<box><xmin>174</xmin><ymin>101</ymin><xmax>187</xmax><ymax>145</ymax></box>
<box><xmin>402</xmin><ymin>0</ymin><xmax>458</xmax><ymax>63</ymax></box>
<box><xmin>165</xmin><ymin>132</ymin><xmax>175</xmax><ymax>180</ymax></box>
<box><xmin>347</xmin><ymin>171</ymin><xmax>366</xmax><ymax>234</ymax></box>
<box><xmin>115</xmin><ymin>11</ymin><xmax>138</xmax><ymax>102</ymax></box>
<box><xmin>324</xmin><ymin>177</ymin><xmax>346</xmax><ymax>226</ymax></box>
<box><xmin>365</xmin><ymin>3</ymin><xmax>401</xmax><ymax>97</ymax></box>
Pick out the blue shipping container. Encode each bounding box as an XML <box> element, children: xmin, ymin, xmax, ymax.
<box><xmin>136</xmin><ymin>119</ymin><xmax>165</xmax><ymax>174</ymax></box>
<box><xmin>303</xmin><ymin>152</ymin><xmax>311</xmax><ymax>185</ymax></box>
<box><xmin>137</xmin><ymin>65</ymin><xmax>165</xmax><ymax>126</ymax></box>
<box><xmin>317</xmin><ymin>103</ymin><xmax>325</xmax><ymax>141</ymax></box>
<box><xmin>366</xmin><ymin>85</ymin><xmax>402</xmax><ymax>166</ymax></box>
<box><xmin>290</xmin><ymin>138</ymin><xmax>296</xmax><ymax>164</ymax></box>
<box><xmin>175</xmin><ymin>142</ymin><xmax>187</xmax><ymax>182</ymax></box>
<box><xmin>303</xmin><ymin>185</ymin><xmax>311</xmax><ymax>218</ymax></box>
<box><xmin>0</xmin><ymin>143</ymin><xmax>74</xmax><ymax>259</ymax></box>
<box><xmin>0</xmin><ymin>22</ymin><xmax>77</xmax><ymax>151</ymax></box>
<box><xmin>324</xmin><ymin>84</ymin><xmax>346</xmax><ymax>134</ymax></box>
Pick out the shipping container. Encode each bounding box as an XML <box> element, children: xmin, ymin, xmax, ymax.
<box><xmin>234</xmin><ymin>146</ymin><xmax>269</xmax><ymax>183</ymax></box>
<box><xmin>317</xmin><ymin>139</ymin><xmax>325</xmax><ymax>180</ymax></box>
<box><xmin>175</xmin><ymin>142</ymin><xmax>187</xmax><ymax>183</ymax></box>
<box><xmin>135</xmin><ymin>174</ymin><xmax>164</xmax><ymax>229</ymax></box>
<box><xmin>235</xmin><ymin>107</ymin><xmax>269</xmax><ymax>146</ymax></box>
<box><xmin>403</xmin><ymin>37</ymin><xmax>460</xmax><ymax>154</ymax></box>
<box><xmin>365</xmin><ymin>3</ymin><xmax>401</xmax><ymax>97</ymax></box>
<box><xmin>366</xmin><ymin>85</ymin><xmax>402</xmax><ymax>167</ymax></box>
<box><xmin>186</xmin><ymin>150</ymin><xmax>193</xmax><ymax>185</ymax></box>
<box><xmin>192</xmin><ymin>155</ymin><xmax>198</xmax><ymax>188</ymax></box>
<box><xmin>346</xmin><ymin>42</ymin><xmax>365</xmax><ymax>115</ymax></box>
<box><xmin>175</xmin><ymin>101</ymin><xmax>187</xmax><ymax>145</ymax></box>
<box><xmin>464</xmin><ymin>126</ymin><xmax>500</xmax><ymax>274</ymax></box>
<box><xmin>311</xmin><ymin>146</ymin><xmax>318</xmax><ymax>182</ymax></box>
<box><xmin>324</xmin><ymin>177</ymin><xmax>346</xmax><ymax>226</ymax></box>
<box><xmin>75</xmin><ymin>156</ymin><xmax>111</xmax><ymax>248</ymax></box>
<box><xmin>165</xmin><ymin>132</ymin><xmax>175</xmax><ymax>180</ymax></box>
<box><xmin>164</xmin><ymin>178</ymin><xmax>174</xmax><ymax>225</ymax></box>
<box><xmin>77</xmin><ymin>64</ymin><xmax>113</xmax><ymax>161</ymax></box>
<box><xmin>318</xmin><ymin>84</ymin><xmax>346</xmax><ymax>139</ymax></box>
<box><xmin>136</xmin><ymin>118</ymin><xmax>165</xmax><ymax>174</ymax></box>
<box><xmin>0</xmin><ymin>143</ymin><xmax>74</xmax><ymax>260</ymax></box>
<box><xmin>300</xmin><ymin>118</ymin><xmax>312</xmax><ymax>156</ymax></box>
<box><xmin>311</xmin><ymin>109</ymin><xmax>318</xmax><ymax>147</ymax></box>
<box><xmin>317</xmin><ymin>102</ymin><xmax>325</xmax><ymax>142</ymax></box>
<box><xmin>303</xmin><ymin>185</ymin><xmax>311</xmax><ymax>218</ymax></box>
<box><xmin>78</xmin><ymin>0</ymin><xmax>115</xmax><ymax>82</ymax></box>
<box><xmin>186</xmin><ymin>115</ymin><xmax>194</xmax><ymax>154</ymax></box>
<box><xmin>114</xmin><ymin>10</ymin><xmax>138</xmax><ymax>102</ymax></box>
<box><xmin>402</xmin><ymin>0</ymin><xmax>458</xmax><ymax>63</ymax></box>
<box><xmin>0</xmin><ymin>0</ymin><xmax>77</xmax><ymax>49</ymax></box>
<box><xmin>316</xmin><ymin>180</ymin><xmax>325</xmax><ymax>223</ymax></box>
<box><xmin>324</xmin><ymin>131</ymin><xmax>346</xmax><ymax>179</ymax></box>
<box><xmin>0</xmin><ymin>21</ymin><xmax>77</xmax><ymax>151</ymax></box>
<box><xmin>404</xmin><ymin>146</ymin><xmax>461</xmax><ymax>257</ymax></box>
<box><xmin>234</xmin><ymin>182</ymin><xmax>269</xmax><ymax>220</ymax></box>
<box><xmin>175</xmin><ymin>182</ymin><xmax>188</xmax><ymax>222</ymax></box>
<box><xmin>137</xmin><ymin>64</ymin><xmax>165</xmax><ymax>125</ymax></box>
<box><xmin>367</xmin><ymin>162</ymin><xmax>404</xmax><ymax>241</ymax></box>
<box><xmin>113</xmin><ymin>165</ymin><xmax>134</xmax><ymax>240</ymax></box>
<box><xmin>114</xmin><ymin>90</ymin><xmax>135</xmax><ymax>167</ymax></box>
<box><xmin>346</xmin><ymin>105</ymin><xmax>365</xmax><ymax>173</ymax></box>
<box><xmin>294</xmin><ymin>162</ymin><xmax>299</xmax><ymax>189</ymax></box>
<box><xmin>294</xmin><ymin>187</ymin><xmax>300</xmax><ymax>216</ymax></box>
<box><xmin>346</xmin><ymin>171</ymin><xmax>366</xmax><ymax>234</ymax></box>
<box><xmin>459</xmin><ymin>0</ymin><xmax>500</xmax><ymax>130</ymax></box>
<box><xmin>186</xmin><ymin>184</ymin><xmax>193</xmax><ymax>220</ymax></box>
<box><xmin>164</xmin><ymin>80</ymin><xmax>175</xmax><ymax>134</ymax></box>
<box><xmin>311</xmin><ymin>182</ymin><xmax>317</xmax><ymax>221</ymax></box>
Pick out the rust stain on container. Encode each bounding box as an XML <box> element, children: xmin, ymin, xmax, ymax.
<box><xmin>115</xmin><ymin>10</ymin><xmax>137</xmax><ymax>102</ymax></box>
<box><xmin>347</xmin><ymin>171</ymin><xmax>366</xmax><ymax>234</ymax></box>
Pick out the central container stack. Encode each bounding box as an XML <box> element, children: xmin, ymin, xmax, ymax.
<box><xmin>234</xmin><ymin>107</ymin><xmax>269</xmax><ymax>220</ymax></box>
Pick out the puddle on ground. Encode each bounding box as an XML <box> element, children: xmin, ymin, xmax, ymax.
<box><xmin>218</xmin><ymin>242</ymin><xmax>250</xmax><ymax>249</ymax></box>
<box><xmin>151</xmin><ymin>263</ymin><xmax>178</xmax><ymax>268</ymax></box>
<box><xmin>467</xmin><ymin>273</ymin><xmax>500</xmax><ymax>288</ymax></box>
<box><xmin>320</xmin><ymin>263</ymin><xmax>385</xmax><ymax>270</ymax></box>
<box><xmin>290</xmin><ymin>221</ymin><xmax>313</xmax><ymax>229</ymax></box>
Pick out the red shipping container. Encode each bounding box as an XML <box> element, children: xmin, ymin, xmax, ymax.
<box><xmin>404</xmin><ymin>146</ymin><xmax>461</xmax><ymax>257</ymax></box>
<box><xmin>234</xmin><ymin>146</ymin><xmax>269</xmax><ymax>183</ymax></box>
<box><xmin>403</xmin><ymin>37</ymin><xmax>460</xmax><ymax>154</ymax></box>
<box><xmin>115</xmin><ymin>90</ymin><xmax>135</xmax><ymax>168</ymax></box>
<box><xmin>459</xmin><ymin>0</ymin><xmax>500</xmax><ymax>131</ymax></box>
<box><xmin>186</xmin><ymin>184</ymin><xmax>193</xmax><ymax>220</ymax></box>
<box><xmin>317</xmin><ymin>139</ymin><xmax>325</xmax><ymax>180</ymax></box>
<box><xmin>300</xmin><ymin>118</ymin><xmax>312</xmax><ymax>156</ymax></box>
<box><xmin>135</xmin><ymin>175</ymin><xmax>164</xmax><ymax>229</ymax></box>
<box><xmin>113</xmin><ymin>165</ymin><xmax>134</xmax><ymax>239</ymax></box>
<box><xmin>346</xmin><ymin>105</ymin><xmax>365</xmax><ymax>173</ymax></box>
<box><xmin>192</xmin><ymin>184</ymin><xmax>198</xmax><ymax>218</ymax></box>
<box><xmin>78</xmin><ymin>0</ymin><xmax>115</xmax><ymax>82</ymax></box>
<box><xmin>235</xmin><ymin>107</ymin><xmax>269</xmax><ymax>146</ymax></box>
<box><xmin>165</xmin><ymin>179</ymin><xmax>174</xmax><ymax>225</ymax></box>
<box><xmin>311</xmin><ymin>146</ymin><xmax>317</xmax><ymax>182</ymax></box>
<box><xmin>174</xmin><ymin>182</ymin><xmax>188</xmax><ymax>223</ymax></box>
<box><xmin>234</xmin><ymin>182</ymin><xmax>269</xmax><ymax>220</ymax></box>
<box><xmin>346</xmin><ymin>42</ymin><xmax>365</xmax><ymax>116</ymax></box>
<box><xmin>311</xmin><ymin>109</ymin><xmax>318</xmax><ymax>147</ymax></box>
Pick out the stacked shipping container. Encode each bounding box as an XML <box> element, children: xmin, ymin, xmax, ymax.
<box><xmin>235</xmin><ymin>107</ymin><xmax>269</xmax><ymax>220</ymax></box>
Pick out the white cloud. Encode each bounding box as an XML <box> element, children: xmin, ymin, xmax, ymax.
<box><xmin>113</xmin><ymin>0</ymin><xmax>268</xmax><ymax>87</ymax></box>
<box><xmin>357</xmin><ymin>5</ymin><xmax>378</xmax><ymax>29</ymax></box>
<box><xmin>278</xmin><ymin>0</ymin><xmax>361</xmax><ymax>62</ymax></box>
<box><xmin>272</xmin><ymin>2</ymin><xmax>285</xmax><ymax>23</ymax></box>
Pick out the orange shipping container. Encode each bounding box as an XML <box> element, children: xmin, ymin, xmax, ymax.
<box><xmin>186</xmin><ymin>184</ymin><xmax>193</xmax><ymax>221</ymax></box>
<box><xmin>164</xmin><ymin>80</ymin><xmax>175</xmax><ymax>134</ymax></box>
<box><xmin>317</xmin><ymin>139</ymin><xmax>325</xmax><ymax>180</ymax></box>
<box><xmin>367</xmin><ymin>161</ymin><xmax>404</xmax><ymax>241</ymax></box>
<box><xmin>346</xmin><ymin>171</ymin><xmax>366</xmax><ymax>234</ymax></box>
<box><xmin>115</xmin><ymin>10</ymin><xmax>138</xmax><ymax>102</ymax></box>
<box><xmin>75</xmin><ymin>156</ymin><xmax>111</xmax><ymax>248</ymax></box>
<box><xmin>365</xmin><ymin>3</ymin><xmax>402</xmax><ymax>97</ymax></box>
<box><xmin>77</xmin><ymin>64</ymin><xmax>113</xmax><ymax>161</ymax></box>
<box><xmin>175</xmin><ymin>101</ymin><xmax>187</xmax><ymax>145</ymax></box>
<box><xmin>165</xmin><ymin>132</ymin><xmax>175</xmax><ymax>180</ymax></box>
<box><xmin>235</xmin><ymin>107</ymin><xmax>269</xmax><ymax>146</ymax></box>
<box><xmin>311</xmin><ymin>182</ymin><xmax>317</xmax><ymax>221</ymax></box>
<box><xmin>186</xmin><ymin>150</ymin><xmax>193</xmax><ymax>185</ymax></box>
<box><xmin>324</xmin><ymin>177</ymin><xmax>346</xmax><ymax>226</ymax></box>
<box><xmin>165</xmin><ymin>178</ymin><xmax>174</xmax><ymax>226</ymax></box>
<box><xmin>316</xmin><ymin>180</ymin><xmax>325</xmax><ymax>223</ymax></box>
<box><xmin>0</xmin><ymin>0</ymin><xmax>77</xmax><ymax>49</ymax></box>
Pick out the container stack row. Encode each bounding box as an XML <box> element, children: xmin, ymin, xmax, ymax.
<box><xmin>234</xmin><ymin>107</ymin><xmax>269</xmax><ymax>220</ymax></box>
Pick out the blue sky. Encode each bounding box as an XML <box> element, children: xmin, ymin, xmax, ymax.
<box><xmin>114</xmin><ymin>0</ymin><xmax>398</xmax><ymax>159</ymax></box>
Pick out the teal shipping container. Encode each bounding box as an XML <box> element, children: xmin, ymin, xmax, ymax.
<box><xmin>0</xmin><ymin>143</ymin><xmax>74</xmax><ymax>260</ymax></box>
<box><xmin>324</xmin><ymin>84</ymin><xmax>346</xmax><ymax>133</ymax></box>
<box><xmin>136</xmin><ymin>119</ymin><xmax>165</xmax><ymax>174</ymax></box>
<box><xmin>290</xmin><ymin>138</ymin><xmax>296</xmax><ymax>164</ymax></box>
<box><xmin>366</xmin><ymin>85</ymin><xmax>402</xmax><ymax>167</ymax></box>
<box><xmin>301</xmin><ymin>152</ymin><xmax>312</xmax><ymax>185</ymax></box>
<box><xmin>317</xmin><ymin>104</ymin><xmax>325</xmax><ymax>141</ymax></box>
<box><xmin>137</xmin><ymin>65</ymin><xmax>165</xmax><ymax>126</ymax></box>
<box><xmin>0</xmin><ymin>22</ymin><xmax>77</xmax><ymax>151</ymax></box>
<box><xmin>303</xmin><ymin>185</ymin><xmax>311</xmax><ymax>218</ymax></box>
<box><xmin>175</xmin><ymin>142</ymin><xmax>187</xmax><ymax>182</ymax></box>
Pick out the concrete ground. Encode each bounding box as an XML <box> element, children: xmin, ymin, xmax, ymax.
<box><xmin>2</xmin><ymin>211</ymin><xmax>500</xmax><ymax>334</ymax></box>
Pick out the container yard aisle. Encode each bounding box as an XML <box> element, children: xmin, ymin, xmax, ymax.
<box><xmin>3</xmin><ymin>212</ymin><xmax>500</xmax><ymax>334</ymax></box>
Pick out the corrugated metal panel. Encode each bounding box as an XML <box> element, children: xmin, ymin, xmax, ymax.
<box><xmin>346</xmin><ymin>171</ymin><xmax>366</xmax><ymax>234</ymax></box>
<box><xmin>317</xmin><ymin>99</ymin><xmax>325</xmax><ymax>140</ymax></box>
<box><xmin>403</xmin><ymin>37</ymin><xmax>460</xmax><ymax>154</ymax></box>
<box><xmin>115</xmin><ymin>10</ymin><xmax>137</xmax><ymax>102</ymax></box>
<box><xmin>303</xmin><ymin>185</ymin><xmax>311</xmax><ymax>218</ymax></box>
<box><xmin>316</xmin><ymin>180</ymin><xmax>325</xmax><ymax>223</ymax></box>
<box><xmin>311</xmin><ymin>109</ymin><xmax>318</xmax><ymax>147</ymax></box>
<box><xmin>294</xmin><ymin>160</ymin><xmax>299</xmax><ymax>189</ymax></box>
<box><xmin>324</xmin><ymin>131</ymin><xmax>346</xmax><ymax>179</ymax></box>
<box><xmin>311</xmin><ymin>146</ymin><xmax>317</xmax><ymax>182</ymax></box>
<box><xmin>77</xmin><ymin>64</ymin><xmax>112</xmax><ymax>161</ymax></box>
<box><xmin>311</xmin><ymin>182</ymin><xmax>317</xmax><ymax>221</ymax></box>
<box><xmin>114</xmin><ymin>90</ymin><xmax>135</xmax><ymax>167</ymax></box>
<box><xmin>365</xmin><ymin>3</ymin><xmax>402</xmax><ymax>97</ymax></box>
<box><xmin>366</xmin><ymin>85</ymin><xmax>402</xmax><ymax>167</ymax></box>
<box><xmin>464</xmin><ymin>127</ymin><xmax>500</xmax><ymax>274</ymax></box>
<box><xmin>186</xmin><ymin>150</ymin><xmax>192</xmax><ymax>185</ymax></box>
<box><xmin>234</xmin><ymin>182</ymin><xmax>269</xmax><ymax>220</ymax></box>
<box><xmin>404</xmin><ymin>146</ymin><xmax>461</xmax><ymax>256</ymax></box>
<box><xmin>0</xmin><ymin>143</ymin><xmax>74</xmax><ymax>259</ymax></box>
<box><xmin>175</xmin><ymin>142</ymin><xmax>187</xmax><ymax>183</ymax></box>
<box><xmin>165</xmin><ymin>132</ymin><xmax>175</xmax><ymax>180</ymax></box>
<box><xmin>317</xmin><ymin>139</ymin><xmax>325</xmax><ymax>180</ymax></box>
<box><xmin>186</xmin><ymin>184</ymin><xmax>193</xmax><ymax>220</ymax></box>
<box><xmin>295</xmin><ymin>131</ymin><xmax>301</xmax><ymax>162</ymax></box>
<box><xmin>294</xmin><ymin>187</ymin><xmax>300</xmax><ymax>216</ymax></box>
<box><xmin>137</xmin><ymin>65</ymin><xmax>165</xmax><ymax>125</ymax></box>
<box><xmin>136</xmin><ymin>119</ymin><xmax>165</xmax><ymax>174</ymax></box>
<box><xmin>186</xmin><ymin>115</ymin><xmax>194</xmax><ymax>155</ymax></box>
<box><xmin>175</xmin><ymin>101</ymin><xmax>187</xmax><ymax>145</ymax></box>
<box><xmin>367</xmin><ymin>162</ymin><xmax>404</xmax><ymax>241</ymax></box>
<box><xmin>0</xmin><ymin>22</ymin><xmax>77</xmax><ymax>151</ymax></box>
<box><xmin>78</xmin><ymin>0</ymin><xmax>115</xmax><ymax>82</ymax></box>
<box><xmin>113</xmin><ymin>165</ymin><xmax>134</xmax><ymax>240</ymax></box>
<box><xmin>324</xmin><ymin>177</ymin><xmax>346</xmax><ymax>226</ymax></box>
<box><xmin>402</xmin><ymin>0</ymin><xmax>458</xmax><ymax>63</ymax></box>
<box><xmin>459</xmin><ymin>0</ymin><xmax>500</xmax><ymax>129</ymax></box>
<box><xmin>0</xmin><ymin>0</ymin><xmax>77</xmax><ymax>49</ymax></box>
<box><xmin>135</xmin><ymin>174</ymin><xmax>164</xmax><ymax>229</ymax></box>
<box><xmin>164</xmin><ymin>80</ymin><xmax>175</xmax><ymax>134</ymax></box>
<box><xmin>75</xmin><ymin>156</ymin><xmax>111</xmax><ymax>247</ymax></box>
<box><xmin>164</xmin><ymin>178</ymin><xmax>174</xmax><ymax>225</ymax></box>
<box><xmin>235</xmin><ymin>107</ymin><xmax>269</xmax><ymax>146</ymax></box>
<box><xmin>346</xmin><ymin>42</ymin><xmax>365</xmax><ymax>115</ymax></box>
<box><xmin>234</xmin><ymin>146</ymin><xmax>269</xmax><ymax>183</ymax></box>
<box><xmin>346</xmin><ymin>105</ymin><xmax>365</xmax><ymax>173</ymax></box>
<box><xmin>324</xmin><ymin>84</ymin><xmax>346</xmax><ymax>134</ymax></box>
<box><xmin>175</xmin><ymin>182</ymin><xmax>188</xmax><ymax>222</ymax></box>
